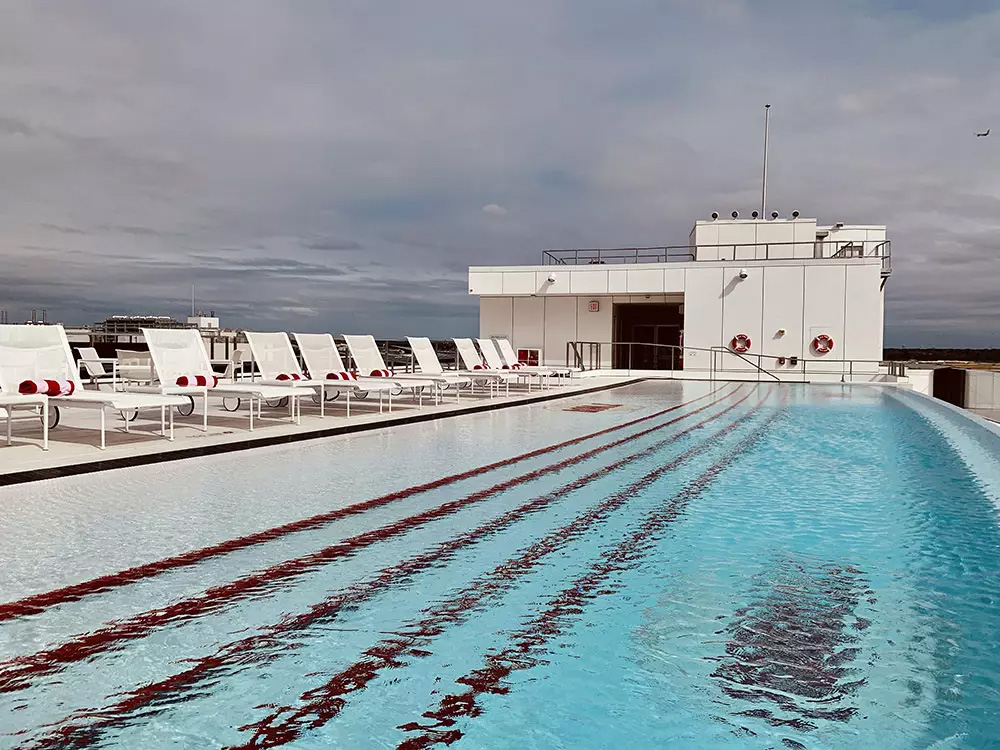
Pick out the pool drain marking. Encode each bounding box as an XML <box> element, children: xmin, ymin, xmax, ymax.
<box><xmin>0</xmin><ymin>387</ymin><xmax>730</xmax><ymax>624</ymax></box>
<box><xmin>564</xmin><ymin>403</ymin><xmax>622</xmax><ymax>413</ymax></box>
<box><xmin>218</xmin><ymin>390</ymin><xmax>773</xmax><ymax>749</ymax></box>
<box><xmin>711</xmin><ymin>561</ymin><xmax>872</xmax><ymax>731</ymax></box>
<box><xmin>394</xmin><ymin>394</ymin><xmax>784</xmax><ymax>750</ymax></box>
<box><xmin>0</xmin><ymin>386</ymin><xmax>744</xmax><ymax>699</ymax></box>
<box><xmin>22</xmin><ymin>387</ymin><xmax>758</xmax><ymax>748</ymax></box>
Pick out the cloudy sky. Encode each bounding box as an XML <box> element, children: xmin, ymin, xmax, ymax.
<box><xmin>1</xmin><ymin>0</ymin><xmax>998</xmax><ymax>345</ymax></box>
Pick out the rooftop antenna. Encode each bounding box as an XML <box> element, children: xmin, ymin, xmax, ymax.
<box><xmin>760</xmin><ymin>104</ymin><xmax>771</xmax><ymax>219</ymax></box>
<box><xmin>191</xmin><ymin>284</ymin><xmax>196</xmax><ymax>317</ymax></box>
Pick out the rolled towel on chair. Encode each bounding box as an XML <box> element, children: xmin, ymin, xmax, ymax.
<box><xmin>276</xmin><ymin>373</ymin><xmax>306</xmax><ymax>381</ymax></box>
<box><xmin>18</xmin><ymin>379</ymin><xmax>75</xmax><ymax>396</ymax></box>
<box><xmin>175</xmin><ymin>374</ymin><xmax>219</xmax><ymax>388</ymax></box>
<box><xmin>326</xmin><ymin>371</ymin><xmax>358</xmax><ymax>381</ymax></box>
<box><xmin>369</xmin><ymin>369</ymin><xmax>392</xmax><ymax>377</ymax></box>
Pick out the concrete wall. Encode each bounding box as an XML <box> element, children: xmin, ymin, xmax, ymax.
<box><xmin>474</xmin><ymin>257</ymin><xmax>885</xmax><ymax>373</ymax></box>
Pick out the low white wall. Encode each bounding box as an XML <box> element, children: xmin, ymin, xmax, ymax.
<box><xmin>967</xmin><ymin>370</ymin><xmax>1000</xmax><ymax>409</ymax></box>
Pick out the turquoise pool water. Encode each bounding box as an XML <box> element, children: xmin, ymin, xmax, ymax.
<box><xmin>0</xmin><ymin>382</ymin><xmax>998</xmax><ymax>749</ymax></box>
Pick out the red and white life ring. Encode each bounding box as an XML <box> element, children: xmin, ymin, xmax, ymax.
<box><xmin>812</xmin><ymin>334</ymin><xmax>834</xmax><ymax>354</ymax></box>
<box><xmin>730</xmin><ymin>333</ymin><xmax>752</xmax><ymax>353</ymax></box>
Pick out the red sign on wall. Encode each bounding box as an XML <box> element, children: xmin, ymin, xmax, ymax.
<box><xmin>588</xmin><ymin>300</ymin><xmax>600</xmax><ymax>312</ymax></box>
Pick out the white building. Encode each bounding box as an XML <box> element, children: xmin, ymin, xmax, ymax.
<box><xmin>468</xmin><ymin>215</ymin><xmax>891</xmax><ymax>381</ymax></box>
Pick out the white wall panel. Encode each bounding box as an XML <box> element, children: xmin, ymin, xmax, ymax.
<box><xmin>577</xmin><ymin>297</ymin><xmax>613</xmax><ymax>367</ymax></box>
<box><xmin>760</xmin><ymin>265</ymin><xmax>804</xmax><ymax>362</ymax></box>
<box><xmin>468</xmin><ymin>271</ymin><xmax>502</xmax><ymax>295</ymax></box>
<box><xmin>663</xmin><ymin>268</ymin><xmax>685</xmax><ymax>293</ymax></box>
<box><xmin>534</xmin><ymin>270</ymin><xmax>570</xmax><ymax>295</ymax></box>
<box><xmin>682</xmin><ymin>267</ymin><xmax>724</xmax><ymax>373</ymax></box>
<box><xmin>542</xmin><ymin>297</ymin><xmax>578</xmax><ymax>366</ymax></box>
<box><xmin>480</xmin><ymin>297</ymin><xmax>513</xmax><ymax>339</ymax></box>
<box><xmin>512</xmin><ymin>297</ymin><xmax>545</xmax><ymax>350</ymax></box>
<box><xmin>720</xmin><ymin>267</ymin><xmax>764</xmax><ymax>370</ymax></box>
<box><xmin>569</xmin><ymin>270</ymin><xmax>610</xmax><ymax>294</ymax></box>
<box><xmin>803</xmin><ymin>264</ymin><xmax>847</xmax><ymax>373</ymax></box>
<box><xmin>843</xmin><ymin>263</ymin><xmax>883</xmax><ymax>367</ymax></box>
<box><xmin>501</xmin><ymin>272</ymin><xmax>536</xmax><ymax>295</ymax></box>
<box><xmin>626</xmin><ymin>268</ymin><xmax>665</xmax><ymax>293</ymax></box>
<box><xmin>608</xmin><ymin>269</ymin><xmax>628</xmax><ymax>293</ymax></box>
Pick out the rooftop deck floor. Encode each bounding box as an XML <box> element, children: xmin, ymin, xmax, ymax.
<box><xmin>0</xmin><ymin>377</ymin><xmax>635</xmax><ymax>485</ymax></box>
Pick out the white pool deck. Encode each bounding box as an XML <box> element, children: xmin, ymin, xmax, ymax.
<box><xmin>0</xmin><ymin>376</ymin><xmax>636</xmax><ymax>483</ymax></box>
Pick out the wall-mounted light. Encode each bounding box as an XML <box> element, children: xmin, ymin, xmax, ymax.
<box><xmin>777</xmin><ymin>328</ymin><xmax>786</xmax><ymax>336</ymax></box>
<box><xmin>738</xmin><ymin>268</ymin><xmax>749</xmax><ymax>280</ymax></box>
<box><xmin>731</xmin><ymin>210</ymin><xmax>740</xmax><ymax>219</ymax></box>
<box><xmin>546</xmin><ymin>273</ymin><xmax>556</xmax><ymax>283</ymax></box>
<box><xmin>751</xmin><ymin>210</ymin><xmax>760</xmax><ymax>219</ymax></box>
<box><xmin>710</xmin><ymin>211</ymin><xmax>719</xmax><ymax>220</ymax></box>
<box><xmin>770</xmin><ymin>211</ymin><xmax>779</xmax><ymax>220</ymax></box>
<box><xmin>791</xmin><ymin>210</ymin><xmax>800</xmax><ymax>219</ymax></box>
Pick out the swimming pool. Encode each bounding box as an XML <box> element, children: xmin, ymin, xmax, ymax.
<box><xmin>1</xmin><ymin>381</ymin><xmax>999</xmax><ymax>749</ymax></box>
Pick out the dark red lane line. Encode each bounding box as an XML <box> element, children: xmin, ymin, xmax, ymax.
<box><xmin>210</xmin><ymin>389</ymin><xmax>773</xmax><ymax>750</ymax></box>
<box><xmin>0</xmin><ymin>386</ymin><xmax>742</xmax><ymax>699</ymax></box>
<box><xmin>396</xmin><ymin>393</ymin><xmax>786</xmax><ymax>750</ymax></box>
<box><xmin>20</xmin><ymin>388</ymin><xmax>758</xmax><ymax>750</ymax></box>
<box><xmin>0</xmin><ymin>386</ymin><xmax>727</xmax><ymax>625</ymax></box>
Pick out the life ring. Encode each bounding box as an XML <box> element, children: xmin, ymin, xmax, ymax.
<box><xmin>730</xmin><ymin>333</ymin><xmax>752</xmax><ymax>353</ymax></box>
<box><xmin>812</xmin><ymin>334</ymin><xmax>834</xmax><ymax>354</ymax></box>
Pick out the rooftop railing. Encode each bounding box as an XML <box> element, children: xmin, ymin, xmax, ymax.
<box><xmin>565</xmin><ymin>340</ymin><xmax>905</xmax><ymax>384</ymax></box>
<box><xmin>544</xmin><ymin>239</ymin><xmax>892</xmax><ymax>277</ymax></box>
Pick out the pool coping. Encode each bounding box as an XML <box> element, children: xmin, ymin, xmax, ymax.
<box><xmin>0</xmin><ymin>378</ymin><xmax>644</xmax><ymax>487</ymax></box>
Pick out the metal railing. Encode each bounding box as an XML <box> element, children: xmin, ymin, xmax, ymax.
<box><xmin>565</xmin><ymin>340</ymin><xmax>905</xmax><ymax>383</ymax></box>
<box><xmin>544</xmin><ymin>239</ymin><xmax>891</xmax><ymax>276</ymax></box>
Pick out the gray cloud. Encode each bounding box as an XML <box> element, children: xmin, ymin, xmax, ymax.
<box><xmin>0</xmin><ymin>0</ymin><xmax>997</xmax><ymax>345</ymax></box>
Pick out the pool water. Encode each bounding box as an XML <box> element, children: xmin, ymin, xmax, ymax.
<box><xmin>1</xmin><ymin>382</ymin><xmax>999</xmax><ymax>749</ymax></box>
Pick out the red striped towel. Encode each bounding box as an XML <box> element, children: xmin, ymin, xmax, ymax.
<box><xmin>326</xmin><ymin>372</ymin><xmax>358</xmax><ymax>381</ymax></box>
<box><xmin>175</xmin><ymin>375</ymin><xmax>219</xmax><ymax>387</ymax></box>
<box><xmin>369</xmin><ymin>369</ymin><xmax>392</xmax><ymax>377</ymax></box>
<box><xmin>18</xmin><ymin>379</ymin><xmax>75</xmax><ymax>396</ymax></box>
<box><xmin>276</xmin><ymin>373</ymin><xmax>307</xmax><ymax>381</ymax></box>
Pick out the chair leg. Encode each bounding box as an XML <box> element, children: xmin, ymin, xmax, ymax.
<box><xmin>42</xmin><ymin>403</ymin><xmax>48</xmax><ymax>451</ymax></box>
<box><xmin>100</xmin><ymin>408</ymin><xmax>106</xmax><ymax>450</ymax></box>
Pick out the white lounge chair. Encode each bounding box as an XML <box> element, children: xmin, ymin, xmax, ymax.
<box><xmin>343</xmin><ymin>335</ymin><xmax>440</xmax><ymax>406</ymax></box>
<box><xmin>0</xmin><ymin>324</ymin><xmax>188</xmax><ymax>449</ymax></box>
<box><xmin>453</xmin><ymin>338</ymin><xmax>518</xmax><ymax>392</ymax></box>
<box><xmin>244</xmin><ymin>331</ymin><xmax>362</xmax><ymax>418</ymax></box>
<box><xmin>407</xmin><ymin>337</ymin><xmax>495</xmax><ymax>398</ymax></box>
<box><xmin>477</xmin><ymin>338</ymin><xmax>548</xmax><ymax>391</ymax></box>
<box><xmin>0</xmin><ymin>393</ymin><xmax>48</xmax><ymax>451</ymax></box>
<box><xmin>292</xmin><ymin>333</ymin><xmax>398</xmax><ymax>413</ymax></box>
<box><xmin>138</xmin><ymin>328</ymin><xmax>304</xmax><ymax>431</ymax></box>
<box><xmin>495</xmin><ymin>338</ymin><xmax>573</xmax><ymax>380</ymax></box>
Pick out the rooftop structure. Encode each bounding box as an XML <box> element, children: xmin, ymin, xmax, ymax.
<box><xmin>469</xmin><ymin>215</ymin><xmax>890</xmax><ymax>379</ymax></box>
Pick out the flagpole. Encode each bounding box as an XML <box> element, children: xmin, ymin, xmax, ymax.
<box><xmin>761</xmin><ymin>104</ymin><xmax>771</xmax><ymax>218</ymax></box>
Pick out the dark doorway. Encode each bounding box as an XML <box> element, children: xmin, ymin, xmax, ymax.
<box><xmin>613</xmin><ymin>303</ymin><xmax>683</xmax><ymax>369</ymax></box>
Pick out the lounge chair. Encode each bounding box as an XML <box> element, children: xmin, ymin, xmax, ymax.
<box><xmin>407</xmin><ymin>337</ymin><xmax>498</xmax><ymax>397</ymax></box>
<box><xmin>0</xmin><ymin>393</ymin><xmax>49</xmax><ymax>450</ymax></box>
<box><xmin>476</xmin><ymin>338</ymin><xmax>548</xmax><ymax>391</ymax></box>
<box><xmin>138</xmin><ymin>328</ymin><xmax>303</xmax><ymax>431</ymax></box>
<box><xmin>495</xmin><ymin>337</ymin><xmax>573</xmax><ymax>380</ymax></box>
<box><xmin>244</xmin><ymin>331</ymin><xmax>362</xmax><ymax>418</ymax></box>
<box><xmin>0</xmin><ymin>324</ymin><xmax>188</xmax><ymax>449</ymax></box>
<box><xmin>453</xmin><ymin>338</ymin><xmax>518</xmax><ymax>392</ymax></box>
<box><xmin>292</xmin><ymin>333</ymin><xmax>398</xmax><ymax>413</ymax></box>
<box><xmin>343</xmin><ymin>335</ymin><xmax>440</xmax><ymax>406</ymax></box>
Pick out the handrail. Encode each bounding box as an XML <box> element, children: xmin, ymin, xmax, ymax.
<box><xmin>543</xmin><ymin>239</ymin><xmax>891</xmax><ymax>269</ymax></box>
<box><xmin>709</xmin><ymin>346</ymin><xmax>780</xmax><ymax>382</ymax></box>
<box><xmin>564</xmin><ymin>339</ymin><xmax>905</xmax><ymax>383</ymax></box>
